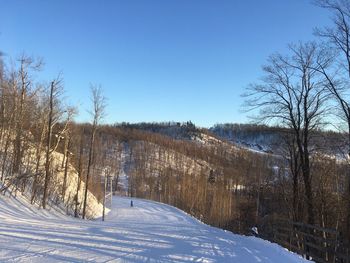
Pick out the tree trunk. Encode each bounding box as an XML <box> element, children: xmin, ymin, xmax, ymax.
<box><xmin>74</xmin><ymin>132</ymin><xmax>84</xmax><ymax>218</ymax></box>
<box><xmin>62</xmin><ymin>137</ymin><xmax>71</xmax><ymax>203</ymax></box>
<box><xmin>42</xmin><ymin>82</ymin><xmax>54</xmax><ymax>209</ymax></box>
<box><xmin>31</xmin><ymin>123</ymin><xmax>46</xmax><ymax>204</ymax></box>
<box><xmin>82</xmin><ymin>128</ymin><xmax>95</xmax><ymax>219</ymax></box>
<box><xmin>347</xmin><ymin>123</ymin><xmax>350</xmax><ymax>241</ymax></box>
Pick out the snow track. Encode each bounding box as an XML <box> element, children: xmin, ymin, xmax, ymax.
<box><xmin>0</xmin><ymin>195</ymin><xmax>311</xmax><ymax>262</ymax></box>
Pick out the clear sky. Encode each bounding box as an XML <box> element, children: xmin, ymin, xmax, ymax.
<box><xmin>0</xmin><ymin>0</ymin><xmax>331</xmax><ymax>127</ymax></box>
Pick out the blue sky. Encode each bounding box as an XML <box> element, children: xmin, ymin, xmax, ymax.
<box><xmin>0</xmin><ymin>0</ymin><xmax>331</xmax><ymax>127</ymax></box>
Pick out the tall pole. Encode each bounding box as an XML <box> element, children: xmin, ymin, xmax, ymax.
<box><xmin>102</xmin><ymin>174</ymin><xmax>107</xmax><ymax>221</ymax></box>
<box><xmin>110</xmin><ymin>175</ymin><xmax>113</xmax><ymax>208</ymax></box>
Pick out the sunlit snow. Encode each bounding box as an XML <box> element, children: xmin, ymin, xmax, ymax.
<box><xmin>0</xmin><ymin>194</ymin><xmax>311</xmax><ymax>262</ymax></box>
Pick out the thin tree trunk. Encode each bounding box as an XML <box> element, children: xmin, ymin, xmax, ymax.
<box><xmin>31</xmin><ymin>123</ymin><xmax>47</xmax><ymax>204</ymax></box>
<box><xmin>42</xmin><ymin>82</ymin><xmax>54</xmax><ymax>209</ymax></box>
<box><xmin>347</xmin><ymin>123</ymin><xmax>350</xmax><ymax>241</ymax></box>
<box><xmin>62</xmin><ymin>137</ymin><xmax>71</xmax><ymax>203</ymax></box>
<box><xmin>82</xmin><ymin>128</ymin><xmax>95</xmax><ymax>219</ymax></box>
<box><xmin>74</xmin><ymin>132</ymin><xmax>84</xmax><ymax>218</ymax></box>
<box><xmin>1</xmin><ymin>132</ymin><xmax>10</xmax><ymax>182</ymax></box>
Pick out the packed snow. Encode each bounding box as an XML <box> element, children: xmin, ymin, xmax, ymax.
<box><xmin>0</xmin><ymin>193</ymin><xmax>311</xmax><ymax>262</ymax></box>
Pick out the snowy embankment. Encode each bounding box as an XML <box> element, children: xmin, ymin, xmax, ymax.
<box><xmin>0</xmin><ymin>194</ymin><xmax>311</xmax><ymax>263</ymax></box>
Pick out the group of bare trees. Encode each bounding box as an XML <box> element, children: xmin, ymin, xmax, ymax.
<box><xmin>108</xmin><ymin>121</ymin><xmax>348</xmax><ymax>254</ymax></box>
<box><xmin>105</xmin><ymin>125</ymin><xmax>274</xmax><ymax>233</ymax></box>
<box><xmin>244</xmin><ymin>42</ymin><xmax>330</xmax><ymax>225</ymax></box>
<box><xmin>244</xmin><ymin>0</ymin><xmax>350</xmax><ymax>240</ymax></box>
<box><xmin>0</xmin><ymin>53</ymin><xmax>107</xmax><ymax>218</ymax></box>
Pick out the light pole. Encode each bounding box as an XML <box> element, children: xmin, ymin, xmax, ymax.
<box><xmin>110</xmin><ymin>175</ymin><xmax>113</xmax><ymax>208</ymax></box>
<box><xmin>102</xmin><ymin>166</ymin><xmax>111</xmax><ymax>221</ymax></box>
<box><xmin>102</xmin><ymin>174</ymin><xmax>107</xmax><ymax>221</ymax></box>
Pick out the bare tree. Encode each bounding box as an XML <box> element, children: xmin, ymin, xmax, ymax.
<box><xmin>74</xmin><ymin>127</ymin><xmax>85</xmax><ymax>218</ymax></box>
<box><xmin>42</xmin><ymin>81</ymin><xmax>57</xmax><ymax>209</ymax></box>
<box><xmin>42</xmin><ymin>78</ymin><xmax>75</xmax><ymax>209</ymax></box>
<box><xmin>12</xmin><ymin>55</ymin><xmax>42</xmax><ymax>177</ymax></box>
<box><xmin>82</xmin><ymin>85</ymin><xmax>106</xmax><ymax>219</ymax></box>
<box><xmin>243</xmin><ymin>42</ymin><xmax>331</xmax><ymax>225</ymax></box>
<box><xmin>0</xmin><ymin>55</ymin><xmax>44</xmax><ymax>194</ymax></box>
<box><xmin>315</xmin><ymin>0</ymin><xmax>350</xmax><ymax>237</ymax></box>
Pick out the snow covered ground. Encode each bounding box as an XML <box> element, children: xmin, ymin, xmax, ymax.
<box><xmin>0</xmin><ymin>194</ymin><xmax>311</xmax><ymax>262</ymax></box>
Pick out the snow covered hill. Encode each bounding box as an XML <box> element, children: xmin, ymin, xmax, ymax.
<box><xmin>0</xmin><ymin>194</ymin><xmax>311</xmax><ymax>263</ymax></box>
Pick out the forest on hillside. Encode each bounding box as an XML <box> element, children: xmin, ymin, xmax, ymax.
<box><xmin>1</xmin><ymin>0</ymin><xmax>350</xmax><ymax>262</ymax></box>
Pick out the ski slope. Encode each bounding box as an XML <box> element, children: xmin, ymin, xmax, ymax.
<box><xmin>0</xmin><ymin>194</ymin><xmax>311</xmax><ymax>263</ymax></box>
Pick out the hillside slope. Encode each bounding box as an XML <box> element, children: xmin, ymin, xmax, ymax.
<box><xmin>0</xmin><ymin>194</ymin><xmax>311</xmax><ymax>262</ymax></box>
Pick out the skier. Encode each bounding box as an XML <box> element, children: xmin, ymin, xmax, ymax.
<box><xmin>251</xmin><ymin>226</ymin><xmax>259</xmax><ymax>237</ymax></box>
